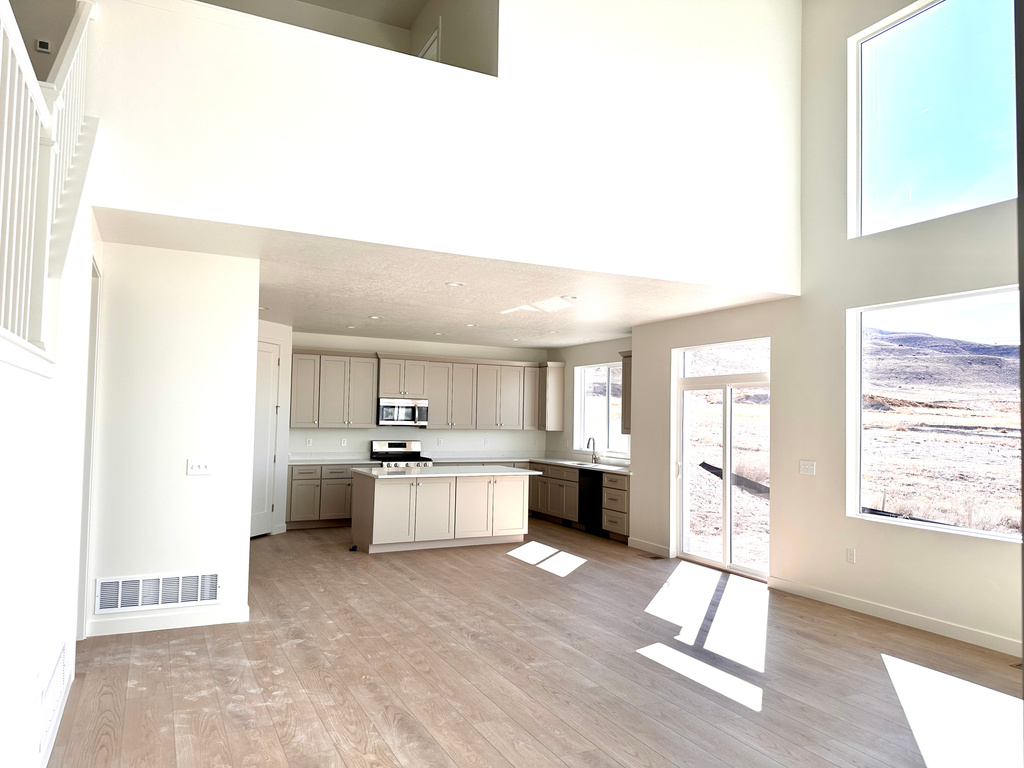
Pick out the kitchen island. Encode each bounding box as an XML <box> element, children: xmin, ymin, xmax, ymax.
<box><xmin>352</xmin><ymin>465</ymin><xmax>541</xmax><ymax>553</ymax></box>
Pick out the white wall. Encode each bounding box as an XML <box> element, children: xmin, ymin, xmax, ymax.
<box><xmin>258</xmin><ymin>319</ymin><xmax>292</xmax><ymax>534</ymax></box>
<box><xmin>411</xmin><ymin>0</ymin><xmax>498</xmax><ymax>76</ymax></box>
<box><xmin>0</xmin><ymin>198</ymin><xmax>96</xmax><ymax>765</ymax></box>
<box><xmin>88</xmin><ymin>244</ymin><xmax>259</xmax><ymax>635</ymax></box>
<box><xmin>198</xmin><ymin>0</ymin><xmax>410</xmax><ymax>53</ymax></box>
<box><xmin>9</xmin><ymin>0</ymin><xmax>76</xmax><ymax>79</ymax></box>
<box><xmin>86</xmin><ymin>0</ymin><xmax>801</xmax><ymax>293</ymax></box>
<box><xmin>545</xmin><ymin>337</ymin><xmax>631</xmax><ymax>461</ymax></box>
<box><xmin>629</xmin><ymin>0</ymin><xmax>1021</xmax><ymax>654</ymax></box>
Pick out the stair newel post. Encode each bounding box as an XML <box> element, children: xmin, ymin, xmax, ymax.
<box><xmin>27</xmin><ymin>85</ymin><xmax>59</xmax><ymax>352</ymax></box>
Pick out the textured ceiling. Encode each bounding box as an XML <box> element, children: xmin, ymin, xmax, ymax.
<box><xmin>93</xmin><ymin>208</ymin><xmax>793</xmax><ymax>350</ymax></box>
<box><xmin>297</xmin><ymin>0</ymin><xmax>431</xmax><ymax>29</ymax></box>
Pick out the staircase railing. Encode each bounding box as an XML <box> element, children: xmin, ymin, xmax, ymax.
<box><xmin>0</xmin><ymin>0</ymin><xmax>93</xmax><ymax>364</ymax></box>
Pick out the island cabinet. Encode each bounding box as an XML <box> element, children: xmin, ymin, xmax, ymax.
<box><xmin>455</xmin><ymin>475</ymin><xmax>529</xmax><ymax>538</ymax></box>
<box><xmin>353</xmin><ymin>467</ymin><xmax>534</xmax><ymax>553</ymax></box>
<box><xmin>477</xmin><ymin>364</ymin><xmax>525</xmax><ymax>430</ymax></box>
<box><xmin>290</xmin><ymin>352</ymin><xmax>378</xmax><ymax>429</ymax></box>
<box><xmin>379</xmin><ymin>358</ymin><xmax>428</xmax><ymax>398</ymax></box>
<box><xmin>427</xmin><ymin>361</ymin><xmax>477</xmax><ymax>429</ymax></box>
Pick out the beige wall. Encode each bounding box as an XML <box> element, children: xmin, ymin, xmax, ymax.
<box><xmin>89</xmin><ymin>244</ymin><xmax>260</xmax><ymax>636</ymax></box>
<box><xmin>9</xmin><ymin>0</ymin><xmax>76</xmax><ymax>79</ymax></box>
<box><xmin>628</xmin><ymin>0</ymin><xmax>1020</xmax><ymax>654</ymax></box>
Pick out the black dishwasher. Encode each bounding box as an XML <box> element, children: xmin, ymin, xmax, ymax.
<box><xmin>578</xmin><ymin>469</ymin><xmax>607</xmax><ymax>537</ymax></box>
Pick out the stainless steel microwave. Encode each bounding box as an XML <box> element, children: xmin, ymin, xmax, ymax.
<box><xmin>378</xmin><ymin>398</ymin><xmax>428</xmax><ymax>427</ymax></box>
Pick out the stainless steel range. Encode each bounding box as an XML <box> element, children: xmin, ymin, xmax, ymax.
<box><xmin>370</xmin><ymin>440</ymin><xmax>434</xmax><ymax>468</ymax></box>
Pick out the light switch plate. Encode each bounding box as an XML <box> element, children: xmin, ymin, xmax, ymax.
<box><xmin>799</xmin><ymin>460</ymin><xmax>816</xmax><ymax>475</ymax></box>
<box><xmin>186</xmin><ymin>459</ymin><xmax>211</xmax><ymax>476</ymax></box>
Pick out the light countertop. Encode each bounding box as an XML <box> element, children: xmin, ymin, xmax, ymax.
<box><xmin>530</xmin><ymin>458</ymin><xmax>631</xmax><ymax>475</ymax></box>
<box><xmin>353</xmin><ymin>465</ymin><xmax>541</xmax><ymax>479</ymax></box>
<box><xmin>288</xmin><ymin>455</ymin><xmax>629</xmax><ymax>475</ymax></box>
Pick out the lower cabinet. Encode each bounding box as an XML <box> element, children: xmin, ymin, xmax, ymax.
<box><xmin>320</xmin><ymin>479</ymin><xmax>352</xmax><ymax>520</ymax></box>
<box><xmin>413</xmin><ymin>477</ymin><xmax>457</xmax><ymax>541</ymax></box>
<box><xmin>528</xmin><ymin>464</ymin><xmax>578</xmax><ymax>523</ymax></box>
<box><xmin>373</xmin><ymin>476</ymin><xmax>457</xmax><ymax>544</ymax></box>
<box><xmin>288</xmin><ymin>464</ymin><xmax>370</xmax><ymax>524</ymax></box>
<box><xmin>289</xmin><ymin>478</ymin><xmax>321</xmax><ymax>522</ymax></box>
<box><xmin>492</xmin><ymin>475</ymin><xmax>529</xmax><ymax>535</ymax></box>
<box><xmin>454</xmin><ymin>475</ymin><xmax>530</xmax><ymax>538</ymax></box>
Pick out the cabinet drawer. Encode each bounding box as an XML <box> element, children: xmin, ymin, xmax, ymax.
<box><xmin>322</xmin><ymin>465</ymin><xmax>353</xmax><ymax>478</ymax></box>
<box><xmin>602</xmin><ymin>473</ymin><xmax>629</xmax><ymax>491</ymax></box>
<box><xmin>291</xmin><ymin>465</ymin><xmax>321</xmax><ymax>479</ymax></box>
<box><xmin>602</xmin><ymin>487</ymin><xmax>628</xmax><ymax>513</ymax></box>
<box><xmin>602</xmin><ymin>510</ymin><xmax>629</xmax><ymax>536</ymax></box>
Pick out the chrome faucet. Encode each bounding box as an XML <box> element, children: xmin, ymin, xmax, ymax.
<box><xmin>586</xmin><ymin>437</ymin><xmax>597</xmax><ymax>464</ymax></box>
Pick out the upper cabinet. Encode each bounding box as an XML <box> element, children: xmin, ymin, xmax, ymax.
<box><xmin>428</xmin><ymin>361</ymin><xmax>477</xmax><ymax>429</ymax></box>
<box><xmin>290</xmin><ymin>353</ymin><xmax>378</xmax><ymax>429</ymax></box>
<box><xmin>477</xmin><ymin>364</ymin><xmax>525</xmax><ymax>430</ymax></box>
<box><xmin>379</xmin><ymin>358</ymin><xmax>428</xmax><ymax>398</ymax></box>
<box><xmin>620</xmin><ymin>351</ymin><xmax>632</xmax><ymax>435</ymax></box>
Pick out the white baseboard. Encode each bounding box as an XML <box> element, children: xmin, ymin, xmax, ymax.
<box><xmin>628</xmin><ymin>537</ymin><xmax>671</xmax><ymax>558</ymax></box>
<box><xmin>769</xmin><ymin>576</ymin><xmax>1022</xmax><ymax>657</ymax></box>
<box><xmin>38</xmin><ymin>663</ymin><xmax>74</xmax><ymax>768</ymax></box>
<box><xmin>86</xmin><ymin>602</ymin><xmax>250</xmax><ymax>637</ymax></box>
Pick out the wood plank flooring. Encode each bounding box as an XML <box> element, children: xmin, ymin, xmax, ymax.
<box><xmin>49</xmin><ymin>521</ymin><xmax>1021</xmax><ymax>767</ymax></box>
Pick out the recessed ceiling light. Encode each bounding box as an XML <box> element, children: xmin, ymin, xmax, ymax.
<box><xmin>434</xmin><ymin>332</ymin><xmax>445</xmax><ymax>336</ymax></box>
<box><xmin>369</xmin><ymin>315</ymin><xmax>382</xmax><ymax>319</ymax></box>
<box><xmin>511</xmin><ymin>338</ymin><xmax>520</xmax><ymax>341</ymax></box>
<box><xmin>445</xmin><ymin>281</ymin><xmax>466</xmax><ymax>287</ymax></box>
<box><xmin>258</xmin><ymin>306</ymin><xmax>269</xmax><ymax>310</ymax></box>
<box><xmin>465</xmin><ymin>323</ymin><xmax>476</xmax><ymax>327</ymax></box>
<box><xmin>548</xmin><ymin>331</ymin><xmax>559</xmax><ymax>334</ymax></box>
<box><xmin>561</xmin><ymin>295</ymin><xmax>578</xmax><ymax>301</ymax></box>
<box><xmin>346</xmin><ymin>325</ymin><xmax>356</xmax><ymax>329</ymax></box>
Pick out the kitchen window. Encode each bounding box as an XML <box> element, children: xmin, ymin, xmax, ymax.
<box><xmin>848</xmin><ymin>0</ymin><xmax>1016</xmax><ymax>237</ymax></box>
<box><xmin>848</xmin><ymin>288</ymin><xmax>1022</xmax><ymax>540</ymax></box>
<box><xmin>575</xmin><ymin>363</ymin><xmax>629</xmax><ymax>456</ymax></box>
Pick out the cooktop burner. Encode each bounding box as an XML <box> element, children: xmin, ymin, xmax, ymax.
<box><xmin>370</xmin><ymin>440</ymin><xmax>433</xmax><ymax>468</ymax></box>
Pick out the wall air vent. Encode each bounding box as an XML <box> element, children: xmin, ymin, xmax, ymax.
<box><xmin>95</xmin><ymin>572</ymin><xmax>219</xmax><ymax>614</ymax></box>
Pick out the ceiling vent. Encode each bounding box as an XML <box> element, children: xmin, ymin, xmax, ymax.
<box><xmin>95</xmin><ymin>572</ymin><xmax>219</xmax><ymax>614</ymax></box>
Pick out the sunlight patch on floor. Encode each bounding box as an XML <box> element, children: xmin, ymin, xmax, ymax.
<box><xmin>643</xmin><ymin>559</ymin><xmax>721</xmax><ymax>644</ymax></box>
<box><xmin>638</xmin><ymin>642</ymin><xmax>763</xmax><ymax>711</ymax></box>
<box><xmin>704</xmin><ymin>574</ymin><xmax>768</xmax><ymax>672</ymax></box>
<box><xmin>882</xmin><ymin>654</ymin><xmax>1023</xmax><ymax>768</ymax></box>
<box><xmin>507</xmin><ymin>542</ymin><xmax>586</xmax><ymax>577</ymax></box>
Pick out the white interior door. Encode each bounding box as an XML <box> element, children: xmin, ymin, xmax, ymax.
<box><xmin>252</xmin><ymin>341</ymin><xmax>280</xmax><ymax>537</ymax></box>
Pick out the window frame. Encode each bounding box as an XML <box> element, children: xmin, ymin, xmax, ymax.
<box><xmin>845</xmin><ymin>287</ymin><xmax>1022</xmax><ymax>542</ymax></box>
<box><xmin>846</xmin><ymin>0</ymin><xmax>1015</xmax><ymax>239</ymax></box>
<box><xmin>573</xmin><ymin>361</ymin><xmax>629</xmax><ymax>458</ymax></box>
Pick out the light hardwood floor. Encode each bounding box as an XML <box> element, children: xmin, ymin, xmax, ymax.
<box><xmin>49</xmin><ymin>520</ymin><xmax>1021</xmax><ymax>767</ymax></box>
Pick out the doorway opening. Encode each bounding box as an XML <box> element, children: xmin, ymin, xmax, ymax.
<box><xmin>676</xmin><ymin>339</ymin><xmax>770</xmax><ymax>578</ymax></box>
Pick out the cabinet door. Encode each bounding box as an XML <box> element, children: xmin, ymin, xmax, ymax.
<box><xmin>404</xmin><ymin>360</ymin><xmax>429</xmax><ymax>398</ymax></box>
<box><xmin>414</xmin><ymin>477</ymin><xmax>456</xmax><ymax>542</ymax></box>
<box><xmin>493</xmin><ymin>475</ymin><xmax>528</xmax><ymax>535</ymax></box>
<box><xmin>450</xmin><ymin>363</ymin><xmax>477</xmax><ymax>429</ymax></box>
<box><xmin>476</xmin><ymin>364</ymin><xmax>500</xmax><ymax>430</ymax></box>
<box><xmin>523</xmin><ymin>366</ymin><xmax>539</xmax><ymax>430</ymax></box>
<box><xmin>545</xmin><ymin>364</ymin><xmax>565</xmax><ymax>432</ymax></box>
<box><xmin>379</xmin><ymin>359</ymin><xmax>405</xmax><ymax>398</ymax></box>
<box><xmin>347</xmin><ymin>357</ymin><xmax>379</xmax><ymax>428</ymax></box>
<box><xmin>373</xmin><ymin>479</ymin><xmax>416</xmax><ymax>544</ymax></box>
<box><xmin>289</xmin><ymin>479</ymin><xmax>321</xmax><ymax>521</ymax></box>
<box><xmin>563</xmin><ymin>481</ymin><xmax>579</xmax><ymax>523</ymax></box>
<box><xmin>320</xmin><ymin>478</ymin><xmax>352</xmax><ymax>519</ymax></box>
<box><xmin>537</xmin><ymin>476</ymin><xmax>550</xmax><ymax>514</ymax></box>
<box><xmin>547</xmin><ymin>479</ymin><xmax>565</xmax><ymax>518</ymax></box>
<box><xmin>455</xmin><ymin>475</ymin><xmax>492</xmax><ymax>538</ymax></box>
<box><xmin>427</xmin><ymin>362</ymin><xmax>453</xmax><ymax>429</ymax></box>
<box><xmin>290</xmin><ymin>354</ymin><xmax>320</xmax><ymax>428</ymax></box>
<box><xmin>620</xmin><ymin>352</ymin><xmax>632</xmax><ymax>435</ymax></box>
<box><xmin>528</xmin><ymin>474</ymin><xmax>540</xmax><ymax>512</ymax></box>
<box><xmin>499</xmin><ymin>365</ymin><xmax>524</xmax><ymax>430</ymax></box>
<box><xmin>318</xmin><ymin>355</ymin><xmax>350</xmax><ymax>428</ymax></box>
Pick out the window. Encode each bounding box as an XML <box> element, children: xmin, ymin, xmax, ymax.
<box><xmin>849</xmin><ymin>0</ymin><xmax>1016</xmax><ymax>237</ymax></box>
<box><xmin>575</xmin><ymin>363</ymin><xmax>629</xmax><ymax>455</ymax></box>
<box><xmin>850</xmin><ymin>289</ymin><xmax>1021</xmax><ymax>539</ymax></box>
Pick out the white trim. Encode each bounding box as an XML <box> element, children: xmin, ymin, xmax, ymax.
<box><xmin>769</xmin><ymin>576</ymin><xmax>1022</xmax><ymax>656</ymax></box>
<box><xmin>85</xmin><ymin>603</ymin><xmax>250</xmax><ymax>636</ymax></box>
<box><xmin>37</xmin><ymin>661</ymin><xmax>74</xmax><ymax>768</ymax></box>
<box><xmin>847</xmin><ymin>0</ymin><xmax>948</xmax><ymax>239</ymax></box>
<box><xmin>0</xmin><ymin>326</ymin><xmax>56</xmax><ymax>376</ymax></box>
<box><xmin>627</xmin><ymin>537</ymin><xmax>671</xmax><ymax>558</ymax></box>
<box><xmin>417</xmin><ymin>24</ymin><xmax>439</xmax><ymax>60</ymax></box>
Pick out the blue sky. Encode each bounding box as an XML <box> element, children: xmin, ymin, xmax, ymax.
<box><xmin>860</xmin><ymin>0</ymin><xmax>1016</xmax><ymax>235</ymax></box>
<box><xmin>864</xmin><ymin>289</ymin><xmax>1020</xmax><ymax>345</ymax></box>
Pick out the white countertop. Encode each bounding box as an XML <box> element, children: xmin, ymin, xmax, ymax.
<box><xmin>530</xmin><ymin>458</ymin><xmax>631</xmax><ymax>475</ymax></box>
<box><xmin>288</xmin><ymin>455</ymin><xmax>629</xmax><ymax>475</ymax></box>
<box><xmin>353</xmin><ymin>465</ymin><xmax>541</xmax><ymax>479</ymax></box>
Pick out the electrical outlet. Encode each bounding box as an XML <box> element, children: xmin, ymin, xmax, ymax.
<box><xmin>846</xmin><ymin>547</ymin><xmax>856</xmax><ymax>564</ymax></box>
<box><xmin>484</xmin><ymin>438</ymin><xmax>490</xmax><ymax>446</ymax></box>
<box><xmin>306</xmin><ymin>438</ymin><xmax>312</xmax><ymax>447</ymax></box>
<box><xmin>437</xmin><ymin>437</ymin><xmax>443</xmax><ymax>447</ymax></box>
<box><xmin>341</xmin><ymin>438</ymin><xmax>347</xmax><ymax>447</ymax></box>
<box><xmin>186</xmin><ymin>459</ymin><xmax>211</xmax><ymax>476</ymax></box>
<box><xmin>799</xmin><ymin>460</ymin><xmax>816</xmax><ymax>475</ymax></box>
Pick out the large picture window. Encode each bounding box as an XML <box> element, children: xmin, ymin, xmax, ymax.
<box><xmin>849</xmin><ymin>0</ymin><xmax>1016</xmax><ymax>237</ymax></box>
<box><xmin>851</xmin><ymin>289</ymin><xmax>1021</xmax><ymax>539</ymax></box>
<box><xmin>575</xmin><ymin>363</ymin><xmax>629</xmax><ymax>456</ymax></box>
